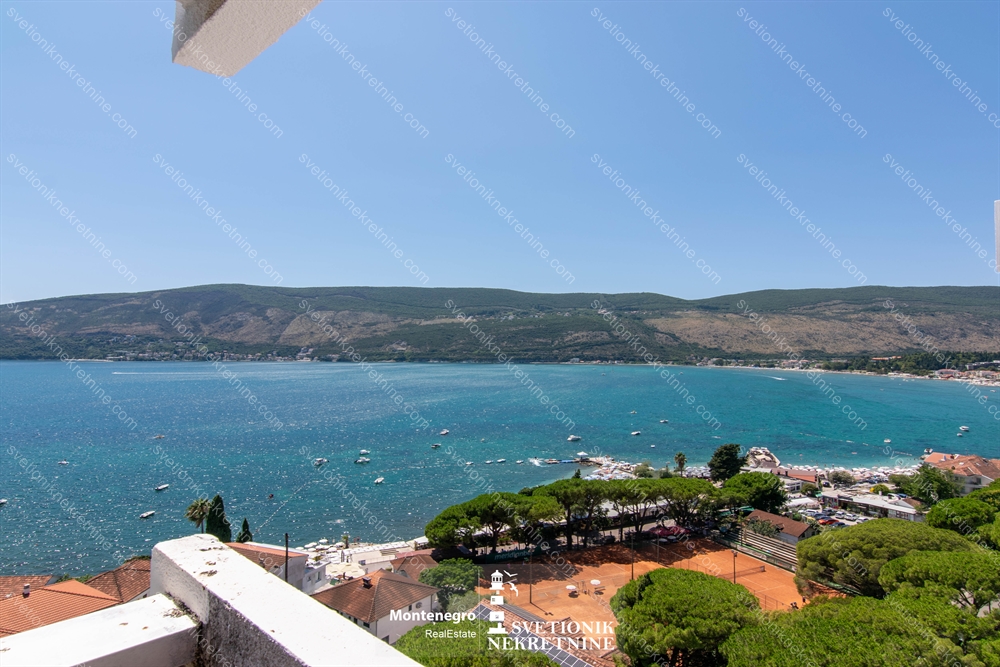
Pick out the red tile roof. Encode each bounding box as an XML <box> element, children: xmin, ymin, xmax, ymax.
<box><xmin>389</xmin><ymin>554</ymin><xmax>438</xmax><ymax>580</ymax></box>
<box><xmin>0</xmin><ymin>576</ymin><xmax>55</xmax><ymax>600</ymax></box>
<box><xmin>746</xmin><ymin>509</ymin><xmax>813</xmax><ymax>538</ymax></box>
<box><xmin>924</xmin><ymin>454</ymin><xmax>1000</xmax><ymax>481</ymax></box>
<box><xmin>227</xmin><ymin>542</ymin><xmax>308</xmax><ymax>570</ymax></box>
<box><xmin>312</xmin><ymin>569</ymin><xmax>438</xmax><ymax>624</ymax></box>
<box><xmin>0</xmin><ymin>580</ymin><xmax>119</xmax><ymax>636</ymax></box>
<box><xmin>85</xmin><ymin>558</ymin><xmax>151</xmax><ymax>603</ymax></box>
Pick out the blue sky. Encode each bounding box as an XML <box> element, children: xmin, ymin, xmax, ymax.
<box><xmin>1</xmin><ymin>1</ymin><xmax>997</xmax><ymax>303</ymax></box>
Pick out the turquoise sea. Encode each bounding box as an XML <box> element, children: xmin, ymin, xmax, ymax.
<box><xmin>2</xmin><ymin>360</ymin><xmax>998</xmax><ymax>576</ymax></box>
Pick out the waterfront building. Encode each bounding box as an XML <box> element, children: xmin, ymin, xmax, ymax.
<box><xmin>923</xmin><ymin>453</ymin><xmax>1000</xmax><ymax>495</ymax></box>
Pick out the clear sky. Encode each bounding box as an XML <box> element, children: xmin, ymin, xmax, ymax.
<box><xmin>1</xmin><ymin>1</ymin><xmax>997</xmax><ymax>303</ymax></box>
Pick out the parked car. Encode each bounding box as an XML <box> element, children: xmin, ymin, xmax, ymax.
<box><xmin>844</xmin><ymin>513</ymin><xmax>858</xmax><ymax>520</ymax></box>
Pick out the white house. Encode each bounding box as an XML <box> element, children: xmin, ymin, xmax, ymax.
<box><xmin>311</xmin><ymin>569</ymin><xmax>439</xmax><ymax>644</ymax></box>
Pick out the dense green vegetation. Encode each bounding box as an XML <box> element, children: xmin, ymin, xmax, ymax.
<box><xmin>417</xmin><ymin>559</ymin><xmax>482</xmax><ymax>611</ymax></box>
<box><xmin>795</xmin><ymin>519</ymin><xmax>975</xmax><ymax>597</ymax></box>
<box><xmin>821</xmin><ymin>351</ymin><xmax>1000</xmax><ymax>375</ymax></box>
<box><xmin>721</xmin><ymin>472</ymin><xmax>788</xmax><ymax>514</ymax></box>
<box><xmin>611</xmin><ymin>569</ymin><xmax>760</xmax><ymax>667</ymax></box>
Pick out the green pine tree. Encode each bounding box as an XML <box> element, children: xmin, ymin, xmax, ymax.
<box><xmin>205</xmin><ymin>494</ymin><xmax>232</xmax><ymax>543</ymax></box>
<box><xmin>235</xmin><ymin>517</ymin><xmax>253</xmax><ymax>543</ymax></box>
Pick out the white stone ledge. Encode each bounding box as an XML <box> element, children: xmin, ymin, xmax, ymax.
<box><xmin>0</xmin><ymin>594</ymin><xmax>198</xmax><ymax>667</ymax></box>
<box><xmin>172</xmin><ymin>0</ymin><xmax>321</xmax><ymax>76</ymax></box>
<box><xmin>152</xmin><ymin>534</ymin><xmax>421</xmax><ymax>667</ymax></box>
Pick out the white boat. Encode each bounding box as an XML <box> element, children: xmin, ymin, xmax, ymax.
<box><xmin>956</xmin><ymin>433</ymin><xmax>963</xmax><ymax>437</ymax></box>
<box><xmin>496</xmin><ymin>459</ymin><xmax>506</xmax><ymax>463</ymax></box>
<box><xmin>58</xmin><ymin>460</ymin><xmax>68</xmax><ymax>465</ymax></box>
<box><xmin>923</xmin><ymin>448</ymin><xmax>933</xmax><ymax>454</ymax></box>
<box><xmin>153</xmin><ymin>435</ymin><xmax>165</xmax><ymax>439</ymax></box>
<box><xmin>0</xmin><ymin>499</ymin><xmax>7</xmax><ymax>506</ymax></box>
<box><xmin>959</xmin><ymin>426</ymin><xmax>969</xmax><ymax>432</ymax></box>
<box><xmin>631</xmin><ymin>431</ymin><xmax>641</xmax><ymax>436</ymax></box>
<box><xmin>883</xmin><ymin>439</ymin><xmax>891</xmax><ymax>444</ymax></box>
<box><xmin>659</xmin><ymin>420</ymin><xmax>669</xmax><ymax>423</ymax></box>
<box><xmin>313</xmin><ymin>458</ymin><xmax>328</xmax><ymax>467</ymax></box>
<box><xmin>465</xmin><ymin>461</ymin><xmax>473</xmax><ymax>466</ymax></box>
<box><xmin>139</xmin><ymin>511</ymin><xmax>155</xmax><ymax>519</ymax></box>
<box><xmin>630</xmin><ymin>410</ymin><xmax>637</xmax><ymax>414</ymax></box>
<box><xmin>515</xmin><ymin>460</ymin><xmax>524</xmax><ymax>465</ymax></box>
<box><xmin>650</xmin><ymin>444</ymin><xmax>656</xmax><ymax>448</ymax></box>
<box><xmin>359</xmin><ymin>449</ymin><xmax>371</xmax><ymax>455</ymax></box>
<box><xmin>154</xmin><ymin>484</ymin><xmax>169</xmax><ymax>491</ymax></box>
<box><xmin>440</xmin><ymin>429</ymin><xmax>450</xmax><ymax>436</ymax></box>
<box><xmin>567</xmin><ymin>435</ymin><xmax>582</xmax><ymax>442</ymax></box>
<box><xmin>485</xmin><ymin>460</ymin><xmax>493</xmax><ymax>464</ymax></box>
<box><xmin>374</xmin><ymin>477</ymin><xmax>384</xmax><ymax>484</ymax></box>
<box><xmin>431</xmin><ymin>443</ymin><xmax>441</xmax><ymax>448</ymax></box>
<box><xmin>354</xmin><ymin>457</ymin><xmax>370</xmax><ymax>464</ymax></box>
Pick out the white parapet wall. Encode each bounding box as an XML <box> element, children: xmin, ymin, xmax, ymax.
<box><xmin>151</xmin><ymin>534</ymin><xmax>421</xmax><ymax>667</ymax></box>
<box><xmin>0</xmin><ymin>594</ymin><xmax>198</xmax><ymax>667</ymax></box>
<box><xmin>172</xmin><ymin>0</ymin><xmax>321</xmax><ymax>76</ymax></box>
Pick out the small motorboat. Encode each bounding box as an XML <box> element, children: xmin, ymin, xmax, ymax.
<box><xmin>139</xmin><ymin>511</ymin><xmax>155</xmax><ymax>519</ymax></box>
<box><xmin>485</xmin><ymin>460</ymin><xmax>493</xmax><ymax>464</ymax></box>
<box><xmin>515</xmin><ymin>460</ymin><xmax>524</xmax><ymax>465</ymax></box>
<box><xmin>153</xmin><ymin>435</ymin><xmax>165</xmax><ymax>439</ymax></box>
<box><xmin>496</xmin><ymin>458</ymin><xmax>506</xmax><ymax>463</ymax></box>
<box><xmin>0</xmin><ymin>499</ymin><xmax>7</xmax><ymax>506</ymax></box>
<box><xmin>440</xmin><ymin>429</ymin><xmax>450</xmax><ymax>436</ymax></box>
<box><xmin>374</xmin><ymin>477</ymin><xmax>384</xmax><ymax>484</ymax></box>
<box><xmin>545</xmin><ymin>459</ymin><xmax>560</xmax><ymax>464</ymax></box>
<box><xmin>359</xmin><ymin>449</ymin><xmax>370</xmax><ymax>455</ymax></box>
<box><xmin>650</xmin><ymin>444</ymin><xmax>656</xmax><ymax>448</ymax></box>
<box><xmin>58</xmin><ymin>460</ymin><xmax>68</xmax><ymax>465</ymax></box>
<box><xmin>465</xmin><ymin>461</ymin><xmax>473</xmax><ymax>466</ymax></box>
<box><xmin>313</xmin><ymin>458</ymin><xmax>328</xmax><ymax>467</ymax></box>
<box><xmin>883</xmin><ymin>439</ymin><xmax>891</xmax><ymax>444</ymax></box>
<box><xmin>659</xmin><ymin>420</ymin><xmax>669</xmax><ymax>424</ymax></box>
<box><xmin>567</xmin><ymin>435</ymin><xmax>582</xmax><ymax>442</ymax></box>
<box><xmin>923</xmin><ymin>448</ymin><xmax>933</xmax><ymax>454</ymax></box>
<box><xmin>956</xmin><ymin>433</ymin><xmax>963</xmax><ymax>437</ymax></box>
<box><xmin>631</xmin><ymin>431</ymin><xmax>641</xmax><ymax>436</ymax></box>
<box><xmin>959</xmin><ymin>426</ymin><xmax>970</xmax><ymax>432</ymax></box>
<box><xmin>630</xmin><ymin>410</ymin><xmax>637</xmax><ymax>414</ymax></box>
<box><xmin>431</xmin><ymin>443</ymin><xmax>441</xmax><ymax>448</ymax></box>
<box><xmin>154</xmin><ymin>484</ymin><xmax>169</xmax><ymax>492</ymax></box>
<box><xmin>354</xmin><ymin>457</ymin><xmax>370</xmax><ymax>464</ymax></box>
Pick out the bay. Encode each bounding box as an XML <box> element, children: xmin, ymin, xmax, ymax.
<box><xmin>1</xmin><ymin>360</ymin><xmax>997</xmax><ymax>576</ymax></box>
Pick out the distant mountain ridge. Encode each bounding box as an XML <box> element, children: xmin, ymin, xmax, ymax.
<box><xmin>1</xmin><ymin>284</ymin><xmax>997</xmax><ymax>361</ymax></box>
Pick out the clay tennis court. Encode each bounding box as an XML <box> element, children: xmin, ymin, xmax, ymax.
<box><xmin>477</xmin><ymin>539</ymin><xmax>801</xmax><ymax>626</ymax></box>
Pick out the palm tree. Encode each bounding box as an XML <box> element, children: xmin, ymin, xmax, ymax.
<box><xmin>674</xmin><ymin>451</ymin><xmax>687</xmax><ymax>473</ymax></box>
<box><xmin>185</xmin><ymin>498</ymin><xmax>211</xmax><ymax>533</ymax></box>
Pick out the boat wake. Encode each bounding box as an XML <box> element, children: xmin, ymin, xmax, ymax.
<box><xmin>768</xmin><ymin>376</ymin><xmax>787</xmax><ymax>381</ymax></box>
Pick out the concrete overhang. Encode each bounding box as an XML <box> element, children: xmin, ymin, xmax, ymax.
<box><xmin>172</xmin><ymin>0</ymin><xmax>321</xmax><ymax>76</ymax></box>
